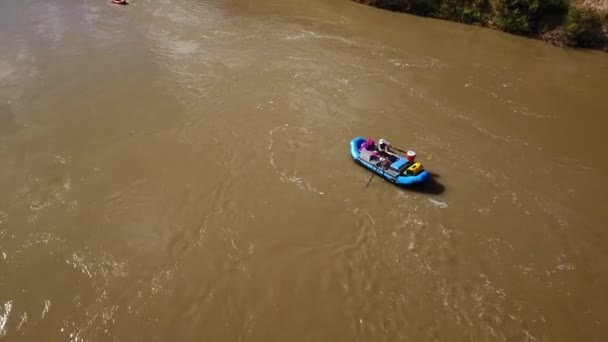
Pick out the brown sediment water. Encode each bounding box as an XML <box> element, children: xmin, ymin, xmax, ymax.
<box><xmin>1</xmin><ymin>0</ymin><xmax>607</xmax><ymax>341</ymax></box>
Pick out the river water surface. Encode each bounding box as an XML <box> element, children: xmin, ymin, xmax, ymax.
<box><xmin>1</xmin><ymin>0</ymin><xmax>608</xmax><ymax>341</ymax></box>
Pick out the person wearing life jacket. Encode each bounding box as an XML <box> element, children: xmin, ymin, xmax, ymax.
<box><xmin>360</xmin><ymin>138</ymin><xmax>382</xmax><ymax>162</ymax></box>
<box><xmin>360</xmin><ymin>138</ymin><xmax>376</xmax><ymax>151</ymax></box>
<box><xmin>378</xmin><ymin>138</ymin><xmax>398</xmax><ymax>159</ymax></box>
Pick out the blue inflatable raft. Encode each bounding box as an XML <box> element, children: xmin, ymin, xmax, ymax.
<box><xmin>350</xmin><ymin>137</ymin><xmax>430</xmax><ymax>186</ymax></box>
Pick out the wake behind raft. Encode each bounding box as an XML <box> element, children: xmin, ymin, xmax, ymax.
<box><xmin>350</xmin><ymin>137</ymin><xmax>430</xmax><ymax>186</ymax></box>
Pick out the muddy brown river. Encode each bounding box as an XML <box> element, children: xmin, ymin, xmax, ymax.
<box><xmin>1</xmin><ymin>0</ymin><xmax>608</xmax><ymax>341</ymax></box>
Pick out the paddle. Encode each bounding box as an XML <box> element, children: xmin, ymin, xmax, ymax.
<box><xmin>364</xmin><ymin>171</ymin><xmax>375</xmax><ymax>188</ymax></box>
<box><xmin>365</xmin><ymin>158</ymin><xmax>386</xmax><ymax>188</ymax></box>
<box><xmin>391</xmin><ymin>146</ymin><xmax>409</xmax><ymax>155</ymax></box>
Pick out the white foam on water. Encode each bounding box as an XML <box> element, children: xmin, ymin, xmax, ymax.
<box><xmin>31</xmin><ymin>2</ymin><xmax>67</xmax><ymax>44</ymax></box>
<box><xmin>28</xmin><ymin>200</ymin><xmax>53</xmax><ymax>223</ymax></box>
<box><xmin>153</xmin><ymin>2</ymin><xmax>208</xmax><ymax>26</ymax></box>
<box><xmin>23</xmin><ymin>172</ymin><xmax>76</xmax><ymax>223</ymax></box>
<box><xmin>63</xmin><ymin>179</ymin><xmax>72</xmax><ymax>191</ymax></box>
<box><xmin>428</xmin><ymin>198</ymin><xmax>448</xmax><ymax>208</ymax></box>
<box><xmin>12</xmin><ymin>232</ymin><xmax>62</xmax><ymax>258</ymax></box>
<box><xmin>0</xmin><ymin>301</ymin><xmax>12</xmax><ymax>336</ymax></box>
<box><xmin>17</xmin><ymin>312</ymin><xmax>27</xmax><ymax>331</ymax></box>
<box><xmin>82</xmin><ymin>2</ymin><xmax>100</xmax><ymax>24</ymax></box>
<box><xmin>407</xmin><ymin>230</ymin><xmax>416</xmax><ymax>253</ymax></box>
<box><xmin>150</xmin><ymin>269</ymin><xmax>173</xmax><ymax>295</ymax></box>
<box><xmin>62</xmin><ymin>321</ymin><xmax>85</xmax><ymax>342</ymax></box>
<box><xmin>516</xmin><ymin>264</ymin><xmax>536</xmax><ymax>276</ymax></box>
<box><xmin>386</xmin><ymin>57</ymin><xmax>444</xmax><ymax>70</ymax></box>
<box><xmin>167</xmin><ymin>40</ymin><xmax>200</xmax><ymax>56</ymax></box>
<box><xmin>268</xmin><ymin>125</ymin><xmax>325</xmax><ymax>196</ymax></box>
<box><xmin>66</xmin><ymin>250</ymin><xmax>127</xmax><ymax>282</ymax></box>
<box><xmin>42</xmin><ymin>300</ymin><xmax>51</xmax><ymax>319</ymax></box>
<box><xmin>194</xmin><ymin>215</ymin><xmax>209</xmax><ymax>247</ymax></box>
<box><xmin>554</xmin><ymin>263</ymin><xmax>575</xmax><ymax>272</ymax></box>
<box><xmin>0</xmin><ymin>60</ymin><xmax>14</xmax><ymax>81</ymax></box>
<box><xmin>100</xmin><ymin>305</ymin><xmax>119</xmax><ymax>326</ymax></box>
<box><xmin>440</xmin><ymin>225</ymin><xmax>452</xmax><ymax>238</ymax></box>
<box><xmin>0</xmin><ymin>43</ymin><xmax>39</xmax><ymax>105</ymax></box>
<box><xmin>59</xmin><ymin>299</ymin><xmax>120</xmax><ymax>340</ymax></box>
<box><xmin>287</xmin><ymin>55</ymin><xmax>317</xmax><ymax>62</ymax></box>
<box><xmin>55</xmin><ymin>155</ymin><xmax>67</xmax><ymax>165</ymax></box>
<box><xmin>548</xmin><ymin>254</ymin><xmax>576</xmax><ymax>275</ymax></box>
<box><xmin>464</xmin><ymin>81</ymin><xmax>554</xmax><ymax>120</ymax></box>
<box><xmin>524</xmin><ymin>330</ymin><xmax>538</xmax><ymax>341</ymax></box>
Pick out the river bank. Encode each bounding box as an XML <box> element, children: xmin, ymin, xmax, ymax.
<box><xmin>354</xmin><ymin>0</ymin><xmax>608</xmax><ymax>51</ymax></box>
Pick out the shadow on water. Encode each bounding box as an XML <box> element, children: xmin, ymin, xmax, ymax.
<box><xmin>404</xmin><ymin>172</ymin><xmax>445</xmax><ymax>195</ymax></box>
<box><xmin>366</xmin><ymin>172</ymin><xmax>446</xmax><ymax>195</ymax></box>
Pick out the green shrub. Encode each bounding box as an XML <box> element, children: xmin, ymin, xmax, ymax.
<box><xmin>493</xmin><ymin>0</ymin><xmax>569</xmax><ymax>34</ymax></box>
<box><xmin>357</xmin><ymin>0</ymin><xmax>608</xmax><ymax>50</ymax></box>
<box><xmin>438</xmin><ymin>0</ymin><xmax>490</xmax><ymax>24</ymax></box>
<box><xmin>462</xmin><ymin>7</ymin><xmax>485</xmax><ymax>23</ymax></box>
<box><xmin>563</xmin><ymin>7</ymin><xmax>606</xmax><ymax>48</ymax></box>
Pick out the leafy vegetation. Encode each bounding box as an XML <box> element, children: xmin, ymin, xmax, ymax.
<box><xmin>493</xmin><ymin>0</ymin><xmax>569</xmax><ymax>34</ymax></box>
<box><xmin>429</xmin><ymin>0</ymin><xmax>490</xmax><ymax>24</ymax></box>
<box><xmin>563</xmin><ymin>7</ymin><xmax>606</xmax><ymax>48</ymax></box>
<box><xmin>355</xmin><ymin>0</ymin><xmax>607</xmax><ymax>50</ymax></box>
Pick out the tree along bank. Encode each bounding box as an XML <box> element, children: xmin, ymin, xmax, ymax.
<box><xmin>354</xmin><ymin>0</ymin><xmax>608</xmax><ymax>51</ymax></box>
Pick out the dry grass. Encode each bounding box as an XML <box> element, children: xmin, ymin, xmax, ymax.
<box><xmin>573</xmin><ymin>0</ymin><xmax>608</xmax><ymax>13</ymax></box>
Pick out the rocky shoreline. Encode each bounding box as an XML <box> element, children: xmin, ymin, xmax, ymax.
<box><xmin>354</xmin><ymin>0</ymin><xmax>608</xmax><ymax>51</ymax></box>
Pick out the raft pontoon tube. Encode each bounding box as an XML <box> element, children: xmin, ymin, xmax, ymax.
<box><xmin>350</xmin><ymin>137</ymin><xmax>430</xmax><ymax>186</ymax></box>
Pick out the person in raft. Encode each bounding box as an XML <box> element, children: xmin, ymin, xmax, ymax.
<box><xmin>360</xmin><ymin>138</ymin><xmax>376</xmax><ymax>151</ymax></box>
<box><xmin>112</xmin><ymin>0</ymin><xmax>128</xmax><ymax>4</ymax></box>
<box><xmin>377</xmin><ymin>138</ymin><xmax>399</xmax><ymax>160</ymax></box>
<box><xmin>360</xmin><ymin>138</ymin><xmax>397</xmax><ymax>168</ymax></box>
